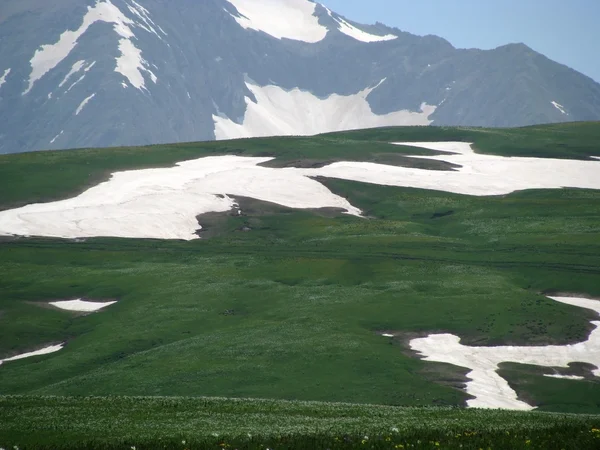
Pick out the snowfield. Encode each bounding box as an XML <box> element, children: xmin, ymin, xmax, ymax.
<box><xmin>23</xmin><ymin>0</ymin><xmax>160</xmax><ymax>94</ymax></box>
<box><xmin>0</xmin><ymin>142</ymin><xmax>599</xmax><ymax>240</ymax></box>
<box><xmin>410</xmin><ymin>296</ymin><xmax>600</xmax><ymax>410</ymax></box>
<box><xmin>0</xmin><ymin>344</ymin><xmax>64</xmax><ymax>366</ymax></box>
<box><xmin>213</xmin><ymin>80</ymin><xmax>436</xmax><ymax>139</ymax></box>
<box><xmin>0</xmin><ymin>68</ymin><xmax>11</xmax><ymax>90</ymax></box>
<box><xmin>226</xmin><ymin>0</ymin><xmax>328</xmax><ymax>43</ymax></box>
<box><xmin>0</xmin><ymin>155</ymin><xmax>361</xmax><ymax>240</ymax></box>
<box><xmin>50</xmin><ymin>299</ymin><xmax>117</xmax><ymax>312</ymax></box>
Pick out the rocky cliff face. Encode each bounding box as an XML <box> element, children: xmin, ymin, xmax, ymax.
<box><xmin>1</xmin><ymin>0</ymin><xmax>599</xmax><ymax>154</ymax></box>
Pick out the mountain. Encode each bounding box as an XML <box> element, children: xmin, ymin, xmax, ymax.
<box><xmin>1</xmin><ymin>0</ymin><xmax>600</xmax><ymax>154</ymax></box>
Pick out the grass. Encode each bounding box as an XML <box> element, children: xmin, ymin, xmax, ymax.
<box><xmin>1</xmin><ymin>396</ymin><xmax>600</xmax><ymax>449</ymax></box>
<box><xmin>1</xmin><ymin>123</ymin><xmax>600</xmax><ymax>446</ymax></box>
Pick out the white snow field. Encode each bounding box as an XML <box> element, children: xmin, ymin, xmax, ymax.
<box><xmin>50</xmin><ymin>299</ymin><xmax>117</xmax><ymax>312</ymax></box>
<box><xmin>0</xmin><ymin>344</ymin><xmax>64</xmax><ymax>367</ymax></box>
<box><xmin>1</xmin><ymin>142</ymin><xmax>600</xmax><ymax>240</ymax></box>
<box><xmin>0</xmin><ymin>68</ymin><xmax>11</xmax><ymax>89</ymax></box>
<box><xmin>410</xmin><ymin>296</ymin><xmax>600</xmax><ymax>410</ymax></box>
<box><xmin>0</xmin><ymin>155</ymin><xmax>361</xmax><ymax>240</ymax></box>
<box><xmin>226</xmin><ymin>0</ymin><xmax>328</xmax><ymax>43</ymax></box>
<box><xmin>23</xmin><ymin>0</ymin><xmax>160</xmax><ymax>94</ymax></box>
<box><xmin>213</xmin><ymin>81</ymin><xmax>436</xmax><ymax>139</ymax></box>
<box><xmin>309</xmin><ymin>141</ymin><xmax>600</xmax><ymax>196</ymax></box>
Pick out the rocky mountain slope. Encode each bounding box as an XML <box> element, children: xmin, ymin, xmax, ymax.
<box><xmin>1</xmin><ymin>0</ymin><xmax>599</xmax><ymax>154</ymax></box>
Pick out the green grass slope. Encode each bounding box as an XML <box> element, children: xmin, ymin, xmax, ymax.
<box><xmin>0</xmin><ymin>123</ymin><xmax>600</xmax><ymax>416</ymax></box>
<box><xmin>1</xmin><ymin>396</ymin><xmax>600</xmax><ymax>450</ymax></box>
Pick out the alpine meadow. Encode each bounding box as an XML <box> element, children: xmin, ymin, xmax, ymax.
<box><xmin>1</xmin><ymin>123</ymin><xmax>600</xmax><ymax>449</ymax></box>
<box><xmin>3</xmin><ymin>0</ymin><xmax>600</xmax><ymax>448</ymax></box>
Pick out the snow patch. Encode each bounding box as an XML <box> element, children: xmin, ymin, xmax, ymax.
<box><xmin>543</xmin><ymin>374</ymin><xmax>584</xmax><ymax>380</ymax></box>
<box><xmin>50</xmin><ymin>299</ymin><xmax>117</xmax><ymax>312</ymax></box>
<box><xmin>116</xmin><ymin>38</ymin><xmax>157</xmax><ymax>90</ymax></box>
<box><xmin>65</xmin><ymin>73</ymin><xmax>87</xmax><ymax>93</ymax></box>
<box><xmin>0</xmin><ymin>344</ymin><xmax>64</xmax><ymax>366</ymax></box>
<box><xmin>410</xmin><ymin>296</ymin><xmax>600</xmax><ymax>410</ymax></box>
<box><xmin>1</xmin><ymin>142</ymin><xmax>600</xmax><ymax>240</ymax></box>
<box><xmin>75</xmin><ymin>93</ymin><xmax>96</xmax><ymax>115</ymax></box>
<box><xmin>127</xmin><ymin>0</ymin><xmax>166</xmax><ymax>39</ymax></box>
<box><xmin>24</xmin><ymin>0</ymin><xmax>157</xmax><ymax>94</ymax></box>
<box><xmin>58</xmin><ymin>60</ymin><xmax>85</xmax><ymax>88</ymax></box>
<box><xmin>213</xmin><ymin>81</ymin><xmax>435</xmax><ymax>139</ymax></box>
<box><xmin>0</xmin><ymin>155</ymin><xmax>361</xmax><ymax>240</ymax></box>
<box><xmin>551</xmin><ymin>101</ymin><xmax>568</xmax><ymax>115</ymax></box>
<box><xmin>592</xmin><ymin>156</ymin><xmax>600</xmax><ymax>161</ymax></box>
<box><xmin>311</xmin><ymin>141</ymin><xmax>600</xmax><ymax>196</ymax></box>
<box><xmin>50</xmin><ymin>130</ymin><xmax>64</xmax><ymax>144</ymax></box>
<box><xmin>58</xmin><ymin>60</ymin><xmax>95</xmax><ymax>94</ymax></box>
<box><xmin>226</xmin><ymin>0</ymin><xmax>327</xmax><ymax>43</ymax></box>
<box><xmin>381</xmin><ymin>333</ymin><xmax>394</xmax><ymax>338</ymax></box>
<box><xmin>0</xmin><ymin>68</ymin><xmax>11</xmax><ymax>89</ymax></box>
<box><xmin>325</xmin><ymin>8</ymin><xmax>396</xmax><ymax>42</ymax></box>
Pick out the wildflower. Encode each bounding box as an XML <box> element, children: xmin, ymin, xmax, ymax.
<box><xmin>526</xmin><ymin>440</ymin><xmax>531</xmax><ymax>445</ymax></box>
<box><xmin>394</xmin><ymin>445</ymin><xmax>404</xmax><ymax>449</ymax></box>
<box><xmin>386</xmin><ymin>436</ymin><xmax>392</xmax><ymax>442</ymax></box>
<box><xmin>592</xmin><ymin>428</ymin><xmax>600</xmax><ymax>433</ymax></box>
<box><xmin>182</xmin><ymin>441</ymin><xmax>186</xmax><ymax>445</ymax></box>
<box><xmin>391</xmin><ymin>427</ymin><xmax>399</xmax><ymax>433</ymax></box>
<box><xmin>435</xmin><ymin>443</ymin><xmax>440</xmax><ymax>447</ymax></box>
<box><xmin>131</xmin><ymin>447</ymin><xmax>136</xmax><ymax>450</ymax></box>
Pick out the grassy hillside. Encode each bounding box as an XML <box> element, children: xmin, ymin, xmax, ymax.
<box><xmin>1</xmin><ymin>122</ymin><xmax>599</xmax><ymax>210</ymax></box>
<box><xmin>1</xmin><ymin>396</ymin><xmax>600</xmax><ymax>450</ymax></box>
<box><xmin>1</xmin><ymin>123</ymin><xmax>600</xmax><ymax>419</ymax></box>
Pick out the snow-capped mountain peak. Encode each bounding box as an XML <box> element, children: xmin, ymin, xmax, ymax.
<box><xmin>0</xmin><ymin>0</ymin><xmax>599</xmax><ymax>154</ymax></box>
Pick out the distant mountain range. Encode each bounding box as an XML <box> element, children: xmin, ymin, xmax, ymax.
<box><xmin>1</xmin><ymin>0</ymin><xmax>600</xmax><ymax>154</ymax></box>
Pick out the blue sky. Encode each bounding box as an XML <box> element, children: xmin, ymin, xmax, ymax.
<box><xmin>319</xmin><ymin>0</ymin><xmax>600</xmax><ymax>83</ymax></box>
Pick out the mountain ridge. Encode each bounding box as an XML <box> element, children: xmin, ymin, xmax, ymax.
<box><xmin>1</xmin><ymin>0</ymin><xmax>599</xmax><ymax>154</ymax></box>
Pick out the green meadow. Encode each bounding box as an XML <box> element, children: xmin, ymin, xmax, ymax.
<box><xmin>1</xmin><ymin>123</ymin><xmax>600</xmax><ymax>448</ymax></box>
